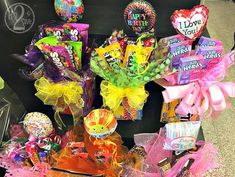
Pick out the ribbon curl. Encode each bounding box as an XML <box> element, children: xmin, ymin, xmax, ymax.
<box><xmin>100</xmin><ymin>80</ymin><xmax>149</xmax><ymax>111</ymax></box>
<box><xmin>34</xmin><ymin>77</ymin><xmax>84</xmax><ymax>128</ymax></box>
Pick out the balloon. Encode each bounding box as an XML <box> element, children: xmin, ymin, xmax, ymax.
<box><xmin>23</xmin><ymin>112</ymin><xmax>53</xmax><ymax>138</ymax></box>
<box><xmin>84</xmin><ymin>109</ymin><xmax>117</xmax><ymax>139</ymax></box>
<box><xmin>171</xmin><ymin>5</ymin><xmax>209</xmax><ymax>40</ymax></box>
<box><xmin>54</xmin><ymin>0</ymin><xmax>84</xmax><ymax>22</ymax></box>
<box><xmin>124</xmin><ymin>0</ymin><xmax>156</xmax><ymax>34</ymax></box>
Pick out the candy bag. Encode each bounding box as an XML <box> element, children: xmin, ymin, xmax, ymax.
<box><xmin>96</xmin><ymin>42</ymin><xmax>123</xmax><ymax>70</ymax></box>
<box><xmin>59</xmin><ymin>41</ymin><xmax>83</xmax><ymax>72</ymax></box>
<box><xmin>178</xmin><ymin>55</ymin><xmax>204</xmax><ymax>85</ymax></box>
<box><xmin>37</xmin><ymin>44</ymin><xmax>76</xmax><ymax>73</ymax></box>
<box><xmin>63</xmin><ymin>23</ymin><xmax>89</xmax><ymax>50</ymax></box>
<box><xmin>164</xmin><ymin>121</ymin><xmax>201</xmax><ymax>151</ymax></box>
<box><xmin>44</xmin><ymin>25</ymin><xmax>64</xmax><ymax>41</ymax></box>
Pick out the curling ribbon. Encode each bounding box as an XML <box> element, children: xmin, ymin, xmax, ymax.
<box><xmin>100</xmin><ymin>80</ymin><xmax>149</xmax><ymax>111</ymax></box>
<box><xmin>34</xmin><ymin>77</ymin><xmax>84</xmax><ymax>128</ymax></box>
<box><xmin>0</xmin><ymin>76</ymin><xmax>4</xmax><ymax>89</ymax></box>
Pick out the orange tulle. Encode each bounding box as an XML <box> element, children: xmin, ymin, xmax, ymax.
<box><xmin>52</xmin><ymin>127</ymin><xmax>128</xmax><ymax>177</ymax></box>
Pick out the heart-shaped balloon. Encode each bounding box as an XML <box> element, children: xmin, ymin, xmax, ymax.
<box><xmin>171</xmin><ymin>5</ymin><xmax>209</xmax><ymax>40</ymax></box>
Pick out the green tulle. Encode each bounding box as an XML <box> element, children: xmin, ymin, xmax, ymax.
<box><xmin>90</xmin><ymin>46</ymin><xmax>173</xmax><ymax>88</ymax></box>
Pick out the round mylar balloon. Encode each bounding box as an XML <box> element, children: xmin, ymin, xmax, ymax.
<box><xmin>54</xmin><ymin>0</ymin><xmax>84</xmax><ymax>22</ymax></box>
<box><xmin>23</xmin><ymin>112</ymin><xmax>53</xmax><ymax>138</ymax></box>
<box><xmin>124</xmin><ymin>0</ymin><xmax>156</xmax><ymax>33</ymax></box>
<box><xmin>84</xmin><ymin>109</ymin><xmax>117</xmax><ymax>139</ymax></box>
<box><xmin>171</xmin><ymin>5</ymin><xmax>209</xmax><ymax>40</ymax></box>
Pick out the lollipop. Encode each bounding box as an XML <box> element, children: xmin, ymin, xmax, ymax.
<box><xmin>23</xmin><ymin>112</ymin><xmax>53</xmax><ymax>138</ymax></box>
<box><xmin>124</xmin><ymin>0</ymin><xmax>156</xmax><ymax>33</ymax></box>
<box><xmin>54</xmin><ymin>0</ymin><xmax>84</xmax><ymax>22</ymax></box>
<box><xmin>84</xmin><ymin>109</ymin><xmax>117</xmax><ymax>139</ymax></box>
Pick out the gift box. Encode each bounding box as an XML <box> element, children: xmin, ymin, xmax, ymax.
<box><xmin>115</xmin><ymin>97</ymin><xmax>143</xmax><ymax>120</ymax></box>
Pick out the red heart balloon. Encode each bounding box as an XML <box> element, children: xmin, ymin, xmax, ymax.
<box><xmin>171</xmin><ymin>5</ymin><xmax>209</xmax><ymax>40</ymax></box>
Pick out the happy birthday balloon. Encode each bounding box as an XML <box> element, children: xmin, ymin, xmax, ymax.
<box><xmin>23</xmin><ymin>112</ymin><xmax>53</xmax><ymax>138</ymax></box>
<box><xmin>84</xmin><ymin>109</ymin><xmax>117</xmax><ymax>139</ymax></box>
<box><xmin>54</xmin><ymin>0</ymin><xmax>84</xmax><ymax>22</ymax></box>
<box><xmin>124</xmin><ymin>0</ymin><xmax>156</xmax><ymax>34</ymax></box>
<box><xmin>171</xmin><ymin>5</ymin><xmax>209</xmax><ymax>40</ymax></box>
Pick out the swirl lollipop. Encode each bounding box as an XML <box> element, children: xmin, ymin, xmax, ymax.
<box><xmin>23</xmin><ymin>112</ymin><xmax>53</xmax><ymax>138</ymax></box>
<box><xmin>84</xmin><ymin>109</ymin><xmax>117</xmax><ymax>139</ymax></box>
<box><xmin>124</xmin><ymin>0</ymin><xmax>156</xmax><ymax>34</ymax></box>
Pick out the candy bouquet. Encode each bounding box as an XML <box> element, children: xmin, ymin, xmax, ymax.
<box><xmin>90</xmin><ymin>31</ymin><xmax>172</xmax><ymax>120</ymax></box>
<box><xmin>156</xmin><ymin>35</ymin><xmax>235</xmax><ymax>119</ymax></box>
<box><xmin>15</xmin><ymin>21</ymin><xmax>95</xmax><ymax>129</ymax></box>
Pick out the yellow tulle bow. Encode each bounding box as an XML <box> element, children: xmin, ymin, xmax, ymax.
<box><xmin>34</xmin><ymin>77</ymin><xmax>84</xmax><ymax>128</ymax></box>
<box><xmin>0</xmin><ymin>76</ymin><xmax>4</xmax><ymax>90</ymax></box>
<box><xmin>100</xmin><ymin>80</ymin><xmax>149</xmax><ymax>111</ymax></box>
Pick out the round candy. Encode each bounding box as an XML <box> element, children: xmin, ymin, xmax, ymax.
<box><xmin>23</xmin><ymin>112</ymin><xmax>53</xmax><ymax>138</ymax></box>
<box><xmin>124</xmin><ymin>0</ymin><xmax>156</xmax><ymax>33</ymax></box>
<box><xmin>84</xmin><ymin>109</ymin><xmax>117</xmax><ymax>139</ymax></box>
<box><xmin>54</xmin><ymin>0</ymin><xmax>84</xmax><ymax>22</ymax></box>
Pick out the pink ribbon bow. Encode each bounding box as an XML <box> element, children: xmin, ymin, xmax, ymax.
<box><xmin>157</xmin><ymin>51</ymin><xmax>235</xmax><ymax>118</ymax></box>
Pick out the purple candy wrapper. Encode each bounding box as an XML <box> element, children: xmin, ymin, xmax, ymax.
<box><xmin>44</xmin><ymin>25</ymin><xmax>64</xmax><ymax>41</ymax></box>
<box><xmin>38</xmin><ymin>44</ymin><xmax>76</xmax><ymax>73</ymax></box>
<box><xmin>197</xmin><ymin>36</ymin><xmax>222</xmax><ymax>47</ymax></box>
<box><xmin>63</xmin><ymin>23</ymin><xmax>89</xmax><ymax>51</ymax></box>
<box><xmin>196</xmin><ymin>46</ymin><xmax>224</xmax><ymax>69</ymax></box>
<box><xmin>178</xmin><ymin>55</ymin><xmax>204</xmax><ymax>85</ymax></box>
<box><xmin>170</xmin><ymin>41</ymin><xmax>192</xmax><ymax>69</ymax></box>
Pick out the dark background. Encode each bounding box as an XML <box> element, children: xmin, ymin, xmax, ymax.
<box><xmin>0</xmin><ymin>0</ymin><xmax>202</xmax><ymax>147</ymax></box>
